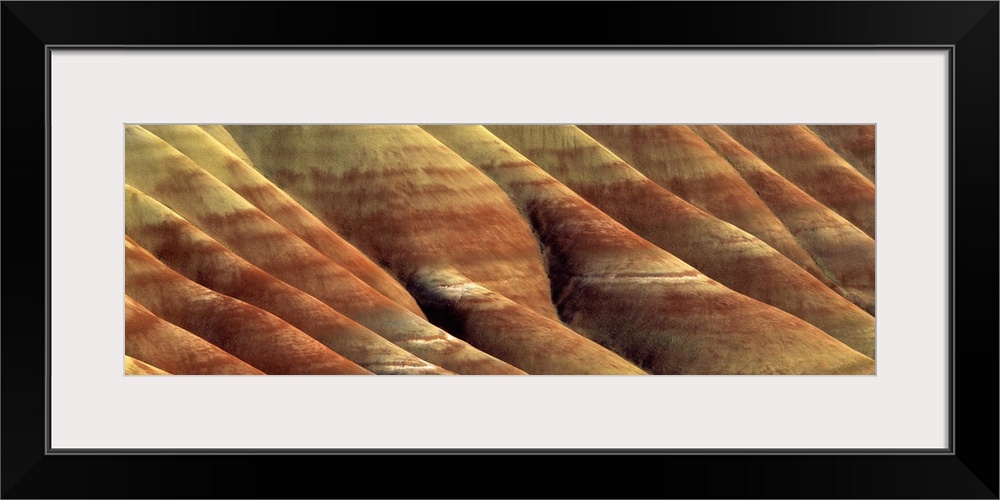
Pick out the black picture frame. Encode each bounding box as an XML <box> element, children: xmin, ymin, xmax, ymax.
<box><xmin>3</xmin><ymin>2</ymin><xmax>996</xmax><ymax>498</ymax></box>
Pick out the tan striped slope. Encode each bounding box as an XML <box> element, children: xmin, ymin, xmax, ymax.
<box><xmin>808</xmin><ymin>125</ymin><xmax>876</xmax><ymax>183</ymax></box>
<box><xmin>485</xmin><ymin>125</ymin><xmax>875</xmax><ymax>359</ymax></box>
<box><xmin>126</xmin><ymin>295</ymin><xmax>265</xmax><ymax>375</ymax></box>
<box><xmin>125</xmin><ymin>236</ymin><xmax>372</xmax><ymax>375</ymax></box>
<box><xmin>125</xmin><ymin>356</ymin><xmax>171</xmax><ymax>375</ymax></box>
<box><xmin>224</xmin><ymin>125</ymin><xmax>642</xmax><ymax>374</ymax></box>
<box><xmin>200</xmin><ymin>124</ymin><xmax>255</xmax><ymax>166</ymax></box>
<box><xmin>690</xmin><ymin>125</ymin><xmax>876</xmax><ymax>315</ymax></box>
<box><xmin>140</xmin><ymin>124</ymin><xmax>424</xmax><ymax>317</ymax></box>
<box><xmin>578</xmin><ymin>125</ymin><xmax>837</xmax><ymax>289</ymax></box>
<box><xmin>720</xmin><ymin>125</ymin><xmax>876</xmax><ymax>238</ymax></box>
<box><xmin>125</xmin><ymin>185</ymin><xmax>453</xmax><ymax>375</ymax></box>
<box><xmin>424</xmin><ymin>125</ymin><xmax>873</xmax><ymax>374</ymax></box>
<box><xmin>124</xmin><ymin>125</ymin><xmax>521</xmax><ymax>375</ymax></box>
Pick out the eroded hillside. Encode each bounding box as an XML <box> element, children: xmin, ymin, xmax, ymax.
<box><xmin>124</xmin><ymin>124</ymin><xmax>876</xmax><ymax>375</ymax></box>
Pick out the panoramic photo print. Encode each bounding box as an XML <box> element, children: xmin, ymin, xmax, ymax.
<box><xmin>124</xmin><ymin>124</ymin><xmax>876</xmax><ymax>375</ymax></box>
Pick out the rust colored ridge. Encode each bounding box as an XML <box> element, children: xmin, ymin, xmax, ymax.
<box><xmin>483</xmin><ymin>125</ymin><xmax>875</xmax><ymax>359</ymax></box>
<box><xmin>126</xmin><ymin>295</ymin><xmax>265</xmax><ymax>375</ymax></box>
<box><xmin>224</xmin><ymin>124</ymin><xmax>560</xmax><ymax>323</ymax></box>
<box><xmin>719</xmin><ymin>125</ymin><xmax>875</xmax><ymax>238</ymax></box>
<box><xmin>125</xmin><ymin>356</ymin><xmax>171</xmax><ymax>375</ymax></box>
<box><xmin>141</xmin><ymin>125</ymin><xmax>425</xmax><ymax>317</ymax></box>
<box><xmin>578</xmin><ymin>125</ymin><xmax>834</xmax><ymax>287</ymax></box>
<box><xmin>124</xmin><ymin>126</ymin><xmax>520</xmax><ymax>375</ymax></box>
<box><xmin>125</xmin><ymin>236</ymin><xmax>373</xmax><ymax>375</ymax></box>
<box><xmin>412</xmin><ymin>268</ymin><xmax>647</xmax><ymax>375</ymax></box>
<box><xmin>125</xmin><ymin>185</ymin><xmax>453</xmax><ymax>375</ymax></box>
<box><xmin>426</xmin><ymin>125</ymin><xmax>874</xmax><ymax>373</ymax></box>
<box><xmin>808</xmin><ymin>125</ymin><xmax>876</xmax><ymax>183</ymax></box>
<box><xmin>691</xmin><ymin>125</ymin><xmax>876</xmax><ymax>315</ymax></box>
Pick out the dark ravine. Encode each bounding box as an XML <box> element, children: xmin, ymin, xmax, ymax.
<box><xmin>412</xmin><ymin>268</ymin><xmax>647</xmax><ymax>374</ymax></box>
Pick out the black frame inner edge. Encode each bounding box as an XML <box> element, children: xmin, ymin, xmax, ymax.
<box><xmin>44</xmin><ymin>44</ymin><xmax>956</xmax><ymax>456</ymax></box>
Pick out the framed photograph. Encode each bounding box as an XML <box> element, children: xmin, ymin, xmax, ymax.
<box><xmin>4</xmin><ymin>2</ymin><xmax>996</xmax><ymax>498</ymax></box>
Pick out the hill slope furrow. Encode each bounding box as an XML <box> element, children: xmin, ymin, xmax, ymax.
<box><xmin>426</xmin><ymin>125</ymin><xmax>874</xmax><ymax>373</ymax></box>
<box><xmin>482</xmin><ymin>125</ymin><xmax>875</xmax><ymax>359</ymax></box>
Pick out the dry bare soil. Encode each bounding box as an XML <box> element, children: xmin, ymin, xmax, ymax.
<box><xmin>124</xmin><ymin>124</ymin><xmax>876</xmax><ymax>375</ymax></box>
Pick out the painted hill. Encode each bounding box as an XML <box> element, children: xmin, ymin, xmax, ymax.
<box><xmin>139</xmin><ymin>125</ymin><xmax>424</xmax><ymax>316</ymax></box>
<box><xmin>691</xmin><ymin>125</ymin><xmax>876</xmax><ymax>315</ymax></box>
<box><xmin>484</xmin><ymin>125</ymin><xmax>874</xmax><ymax>358</ymax></box>
<box><xmin>126</xmin><ymin>295</ymin><xmax>265</xmax><ymax>375</ymax></box>
<box><xmin>426</xmin><ymin>125</ymin><xmax>872</xmax><ymax>373</ymax></box>
<box><xmin>123</xmin><ymin>124</ymin><xmax>877</xmax><ymax>374</ymax></box>
<box><xmin>577</xmin><ymin>125</ymin><xmax>831</xmax><ymax>287</ymax></box>
<box><xmin>223</xmin><ymin>125</ymin><xmax>562</xmax><ymax>322</ymax></box>
<box><xmin>125</xmin><ymin>236</ymin><xmax>373</xmax><ymax>375</ymax></box>
<box><xmin>223</xmin><ymin>125</ymin><xmax>642</xmax><ymax>374</ymax></box>
<box><xmin>719</xmin><ymin>125</ymin><xmax>876</xmax><ymax>238</ymax></box>
<box><xmin>125</xmin><ymin>185</ymin><xmax>453</xmax><ymax>375</ymax></box>
<box><xmin>809</xmin><ymin>125</ymin><xmax>876</xmax><ymax>183</ymax></box>
<box><xmin>125</xmin><ymin>126</ymin><xmax>521</xmax><ymax>375</ymax></box>
<box><xmin>125</xmin><ymin>356</ymin><xmax>171</xmax><ymax>375</ymax></box>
